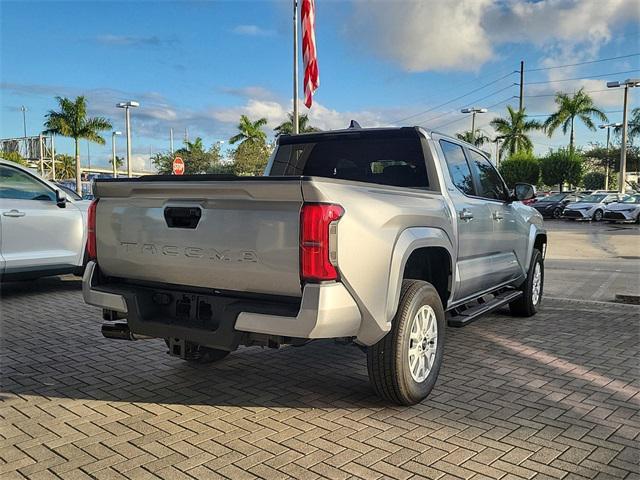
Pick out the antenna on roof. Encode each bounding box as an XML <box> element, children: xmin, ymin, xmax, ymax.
<box><xmin>348</xmin><ymin>120</ymin><xmax>361</xmax><ymax>129</ymax></box>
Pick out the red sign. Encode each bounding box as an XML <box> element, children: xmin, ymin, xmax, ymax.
<box><xmin>172</xmin><ymin>157</ymin><xmax>185</xmax><ymax>175</ymax></box>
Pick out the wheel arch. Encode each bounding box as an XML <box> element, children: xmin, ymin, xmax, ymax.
<box><xmin>525</xmin><ymin>225</ymin><xmax>547</xmax><ymax>271</ymax></box>
<box><xmin>385</xmin><ymin>227</ymin><xmax>454</xmax><ymax>325</ymax></box>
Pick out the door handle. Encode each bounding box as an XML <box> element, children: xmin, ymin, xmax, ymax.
<box><xmin>459</xmin><ymin>209</ymin><xmax>474</xmax><ymax>221</ymax></box>
<box><xmin>493</xmin><ymin>211</ymin><xmax>504</xmax><ymax>221</ymax></box>
<box><xmin>2</xmin><ymin>210</ymin><xmax>25</xmax><ymax>218</ymax></box>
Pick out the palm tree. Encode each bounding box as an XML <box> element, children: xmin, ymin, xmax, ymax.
<box><xmin>55</xmin><ymin>154</ymin><xmax>76</xmax><ymax>180</ymax></box>
<box><xmin>455</xmin><ymin>129</ymin><xmax>490</xmax><ymax>148</ymax></box>
<box><xmin>543</xmin><ymin>88</ymin><xmax>608</xmax><ymax>150</ymax></box>
<box><xmin>490</xmin><ymin>106</ymin><xmax>541</xmax><ymax>157</ymax></box>
<box><xmin>614</xmin><ymin>107</ymin><xmax>640</xmax><ymax>145</ymax></box>
<box><xmin>109</xmin><ymin>155</ymin><xmax>124</xmax><ymax>170</ymax></box>
<box><xmin>274</xmin><ymin>112</ymin><xmax>318</xmax><ymax>137</ymax></box>
<box><xmin>176</xmin><ymin>137</ymin><xmax>205</xmax><ymax>155</ymax></box>
<box><xmin>229</xmin><ymin>115</ymin><xmax>267</xmax><ymax>145</ymax></box>
<box><xmin>43</xmin><ymin>96</ymin><xmax>112</xmax><ymax>194</ymax></box>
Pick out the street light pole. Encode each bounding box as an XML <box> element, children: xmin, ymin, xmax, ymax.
<box><xmin>599</xmin><ymin>123</ymin><xmax>623</xmax><ymax>191</ymax></box>
<box><xmin>607</xmin><ymin>78</ymin><xmax>639</xmax><ymax>193</ymax></box>
<box><xmin>620</xmin><ymin>86</ymin><xmax>630</xmax><ymax>193</ymax></box>
<box><xmin>21</xmin><ymin>106</ymin><xmax>27</xmax><ymax>156</ymax></box>
<box><xmin>461</xmin><ymin>107</ymin><xmax>487</xmax><ymax>144</ymax></box>
<box><xmin>116</xmin><ymin>101</ymin><xmax>139</xmax><ymax>178</ymax></box>
<box><xmin>111</xmin><ymin>131</ymin><xmax>122</xmax><ymax>178</ymax></box>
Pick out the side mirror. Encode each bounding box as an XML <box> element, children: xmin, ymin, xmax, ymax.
<box><xmin>56</xmin><ymin>189</ymin><xmax>68</xmax><ymax>208</ymax></box>
<box><xmin>514</xmin><ymin>183</ymin><xmax>536</xmax><ymax>202</ymax></box>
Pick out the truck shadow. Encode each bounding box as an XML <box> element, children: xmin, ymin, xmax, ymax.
<box><xmin>2</xmin><ymin>279</ymin><xmax>637</xmax><ymax>414</ymax></box>
<box><xmin>0</xmin><ymin>275</ymin><xmax>82</xmax><ymax>299</ymax></box>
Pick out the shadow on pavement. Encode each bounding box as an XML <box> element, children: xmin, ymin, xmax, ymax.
<box><xmin>1</xmin><ymin>276</ymin><xmax>638</xmax><ymax>414</ymax></box>
<box><xmin>0</xmin><ymin>275</ymin><xmax>83</xmax><ymax>298</ymax></box>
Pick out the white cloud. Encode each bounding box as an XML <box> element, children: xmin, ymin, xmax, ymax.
<box><xmin>351</xmin><ymin>0</ymin><xmax>640</xmax><ymax>72</ymax></box>
<box><xmin>232</xmin><ymin>25</ymin><xmax>275</xmax><ymax>36</ymax></box>
<box><xmin>94</xmin><ymin>34</ymin><xmax>176</xmax><ymax>47</ymax></box>
<box><xmin>351</xmin><ymin>0</ymin><xmax>494</xmax><ymax>72</ymax></box>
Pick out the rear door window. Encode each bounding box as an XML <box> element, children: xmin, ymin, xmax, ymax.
<box><xmin>271</xmin><ymin>132</ymin><xmax>429</xmax><ymax>188</ymax></box>
<box><xmin>439</xmin><ymin>140</ymin><xmax>475</xmax><ymax>196</ymax></box>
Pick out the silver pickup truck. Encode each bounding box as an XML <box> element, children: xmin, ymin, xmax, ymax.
<box><xmin>83</xmin><ymin>126</ymin><xmax>546</xmax><ymax>405</ymax></box>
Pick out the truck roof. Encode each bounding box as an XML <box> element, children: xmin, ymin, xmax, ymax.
<box><xmin>278</xmin><ymin>125</ymin><xmax>485</xmax><ymax>153</ymax></box>
<box><xmin>278</xmin><ymin>125</ymin><xmax>466</xmax><ymax>143</ymax></box>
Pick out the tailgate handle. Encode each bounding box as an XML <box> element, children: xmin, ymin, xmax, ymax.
<box><xmin>164</xmin><ymin>207</ymin><xmax>201</xmax><ymax>229</ymax></box>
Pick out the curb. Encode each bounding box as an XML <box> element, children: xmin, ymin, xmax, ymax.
<box><xmin>614</xmin><ymin>293</ymin><xmax>640</xmax><ymax>305</ymax></box>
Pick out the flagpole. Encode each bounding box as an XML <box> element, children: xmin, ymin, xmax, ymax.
<box><xmin>293</xmin><ymin>0</ymin><xmax>299</xmax><ymax>134</ymax></box>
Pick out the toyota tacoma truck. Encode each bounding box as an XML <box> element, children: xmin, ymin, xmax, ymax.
<box><xmin>83</xmin><ymin>126</ymin><xmax>546</xmax><ymax>405</ymax></box>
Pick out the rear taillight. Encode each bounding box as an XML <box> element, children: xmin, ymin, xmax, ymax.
<box><xmin>300</xmin><ymin>203</ymin><xmax>344</xmax><ymax>282</ymax></box>
<box><xmin>87</xmin><ymin>199</ymin><xmax>98</xmax><ymax>261</ymax></box>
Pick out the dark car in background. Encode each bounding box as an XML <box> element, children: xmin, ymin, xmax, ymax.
<box><xmin>533</xmin><ymin>192</ymin><xmax>583</xmax><ymax>219</ymax></box>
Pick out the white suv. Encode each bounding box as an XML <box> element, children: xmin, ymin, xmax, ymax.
<box><xmin>0</xmin><ymin>160</ymin><xmax>89</xmax><ymax>280</ymax></box>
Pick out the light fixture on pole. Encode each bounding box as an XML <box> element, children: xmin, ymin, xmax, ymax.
<box><xmin>598</xmin><ymin>122</ymin><xmax>623</xmax><ymax>190</ymax></box>
<box><xmin>111</xmin><ymin>131</ymin><xmax>122</xmax><ymax>178</ymax></box>
<box><xmin>606</xmin><ymin>78</ymin><xmax>640</xmax><ymax>193</ymax></box>
<box><xmin>461</xmin><ymin>107</ymin><xmax>487</xmax><ymax>143</ymax></box>
<box><xmin>116</xmin><ymin>101</ymin><xmax>139</xmax><ymax>177</ymax></box>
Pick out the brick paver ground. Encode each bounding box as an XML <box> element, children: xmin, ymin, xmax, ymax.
<box><xmin>1</xmin><ymin>276</ymin><xmax>639</xmax><ymax>479</ymax></box>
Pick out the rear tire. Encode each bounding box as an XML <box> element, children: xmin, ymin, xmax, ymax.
<box><xmin>509</xmin><ymin>249</ymin><xmax>543</xmax><ymax>317</ymax></box>
<box><xmin>367</xmin><ymin>280</ymin><xmax>445</xmax><ymax>406</ymax></box>
<box><xmin>552</xmin><ymin>207</ymin><xmax>562</xmax><ymax>219</ymax></box>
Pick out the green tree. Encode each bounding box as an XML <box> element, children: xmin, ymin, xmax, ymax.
<box><xmin>490</xmin><ymin>106</ymin><xmax>541</xmax><ymax>157</ymax></box>
<box><xmin>582</xmin><ymin>171</ymin><xmax>606</xmax><ymax>190</ymax></box>
<box><xmin>584</xmin><ymin>144</ymin><xmax>640</xmax><ymax>189</ymax></box>
<box><xmin>498</xmin><ymin>151</ymin><xmax>540</xmax><ymax>188</ymax></box>
<box><xmin>0</xmin><ymin>150</ymin><xmax>28</xmax><ymax>166</ymax></box>
<box><xmin>152</xmin><ymin>138</ymin><xmax>223</xmax><ymax>175</ymax></box>
<box><xmin>274</xmin><ymin>113</ymin><xmax>318</xmax><ymax>137</ymax></box>
<box><xmin>455</xmin><ymin>129</ymin><xmax>491</xmax><ymax>148</ymax></box>
<box><xmin>540</xmin><ymin>148</ymin><xmax>584</xmax><ymax>191</ymax></box>
<box><xmin>231</xmin><ymin>141</ymin><xmax>270</xmax><ymax>176</ymax></box>
<box><xmin>55</xmin><ymin>154</ymin><xmax>76</xmax><ymax>179</ymax></box>
<box><xmin>229</xmin><ymin>115</ymin><xmax>267</xmax><ymax>146</ymax></box>
<box><xmin>614</xmin><ymin>107</ymin><xmax>640</xmax><ymax>145</ymax></box>
<box><xmin>43</xmin><ymin>96</ymin><xmax>112</xmax><ymax>194</ymax></box>
<box><xmin>543</xmin><ymin>88</ymin><xmax>608</xmax><ymax>151</ymax></box>
<box><xmin>109</xmin><ymin>155</ymin><xmax>124</xmax><ymax>171</ymax></box>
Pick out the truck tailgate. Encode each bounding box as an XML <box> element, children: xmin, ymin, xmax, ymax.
<box><xmin>93</xmin><ymin>178</ymin><xmax>303</xmax><ymax>297</ymax></box>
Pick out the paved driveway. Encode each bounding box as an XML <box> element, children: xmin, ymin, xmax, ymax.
<box><xmin>1</xmin><ymin>277</ymin><xmax>639</xmax><ymax>479</ymax></box>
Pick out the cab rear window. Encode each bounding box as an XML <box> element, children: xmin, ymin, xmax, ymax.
<box><xmin>271</xmin><ymin>131</ymin><xmax>429</xmax><ymax>188</ymax></box>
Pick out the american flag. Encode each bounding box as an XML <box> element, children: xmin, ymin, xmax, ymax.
<box><xmin>301</xmin><ymin>0</ymin><xmax>319</xmax><ymax>108</ymax></box>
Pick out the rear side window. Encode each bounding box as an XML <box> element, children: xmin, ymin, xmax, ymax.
<box><xmin>440</xmin><ymin>140</ymin><xmax>474</xmax><ymax>196</ymax></box>
<box><xmin>271</xmin><ymin>133</ymin><xmax>429</xmax><ymax>188</ymax></box>
<box><xmin>467</xmin><ymin>150</ymin><xmax>509</xmax><ymax>201</ymax></box>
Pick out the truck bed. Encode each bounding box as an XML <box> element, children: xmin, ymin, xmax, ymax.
<box><xmin>93</xmin><ymin>176</ymin><xmax>305</xmax><ymax>297</ymax></box>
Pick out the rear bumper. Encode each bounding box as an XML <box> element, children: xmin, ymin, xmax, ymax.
<box><xmin>82</xmin><ymin>261</ymin><xmax>362</xmax><ymax>348</ymax></box>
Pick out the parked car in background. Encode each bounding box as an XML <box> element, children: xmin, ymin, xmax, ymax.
<box><xmin>533</xmin><ymin>192</ymin><xmax>583</xmax><ymax>219</ymax></box>
<box><xmin>0</xmin><ymin>160</ymin><xmax>89</xmax><ymax>280</ymax></box>
<box><xmin>604</xmin><ymin>194</ymin><xmax>640</xmax><ymax>223</ymax></box>
<box><xmin>562</xmin><ymin>192</ymin><xmax>626</xmax><ymax>221</ymax></box>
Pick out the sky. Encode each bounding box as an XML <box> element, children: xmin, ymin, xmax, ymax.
<box><xmin>1</xmin><ymin>0</ymin><xmax>639</xmax><ymax>172</ymax></box>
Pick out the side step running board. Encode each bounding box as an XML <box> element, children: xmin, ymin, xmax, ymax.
<box><xmin>447</xmin><ymin>290</ymin><xmax>522</xmax><ymax>327</ymax></box>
